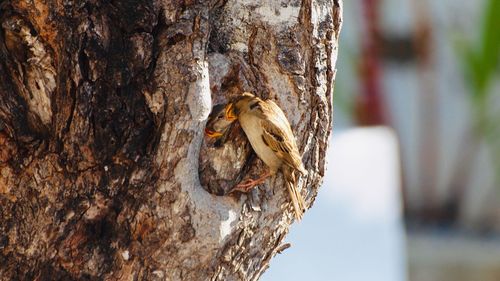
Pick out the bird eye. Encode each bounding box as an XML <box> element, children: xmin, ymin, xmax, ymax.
<box><xmin>217</xmin><ymin>115</ymin><xmax>223</xmax><ymax>119</ymax></box>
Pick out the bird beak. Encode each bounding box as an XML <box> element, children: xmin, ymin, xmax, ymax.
<box><xmin>225</xmin><ymin>103</ymin><xmax>237</xmax><ymax>121</ymax></box>
<box><xmin>205</xmin><ymin>128</ymin><xmax>223</xmax><ymax>138</ymax></box>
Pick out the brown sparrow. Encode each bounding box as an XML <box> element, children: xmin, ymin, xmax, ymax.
<box><xmin>208</xmin><ymin>92</ymin><xmax>307</xmax><ymax>220</ymax></box>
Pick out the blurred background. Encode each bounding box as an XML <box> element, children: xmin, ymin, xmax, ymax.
<box><xmin>263</xmin><ymin>0</ymin><xmax>500</xmax><ymax>280</ymax></box>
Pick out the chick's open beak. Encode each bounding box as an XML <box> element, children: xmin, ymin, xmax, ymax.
<box><xmin>225</xmin><ymin>103</ymin><xmax>237</xmax><ymax>121</ymax></box>
<box><xmin>205</xmin><ymin>128</ymin><xmax>223</xmax><ymax>138</ymax></box>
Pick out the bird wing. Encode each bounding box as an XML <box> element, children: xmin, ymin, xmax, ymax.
<box><xmin>259</xmin><ymin>100</ymin><xmax>305</xmax><ymax>172</ymax></box>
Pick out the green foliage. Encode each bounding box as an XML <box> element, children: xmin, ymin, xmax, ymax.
<box><xmin>464</xmin><ymin>0</ymin><xmax>500</xmax><ymax>103</ymax></box>
<box><xmin>461</xmin><ymin>0</ymin><xmax>500</xmax><ymax>185</ymax></box>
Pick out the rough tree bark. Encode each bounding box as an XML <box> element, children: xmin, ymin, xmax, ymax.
<box><xmin>0</xmin><ymin>0</ymin><xmax>342</xmax><ymax>280</ymax></box>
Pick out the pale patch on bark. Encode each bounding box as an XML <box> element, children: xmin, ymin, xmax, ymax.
<box><xmin>144</xmin><ymin>90</ymin><xmax>165</xmax><ymax>115</ymax></box>
<box><xmin>227</xmin><ymin>0</ymin><xmax>300</xmax><ymax>29</ymax></box>
<box><xmin>222</xmin><ymin>0</ymin><xmax>300</xmax><ymax>53</ymax></box>
<box><xmin>3</xmin><ymin>17</ymin><xmax>56</xmax><ymax>126</ymax></box>
<box><xmin>207</xmin><ymin>53</ymin><xmax>231</xmax><ymax>96</ymax></box>
<box><xmin>188</xmin><ymin>60</ymin><xmax>212</xmax><ymax>121</ymax></box>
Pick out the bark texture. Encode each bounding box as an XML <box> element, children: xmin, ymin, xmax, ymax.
<box><xmin>0</xmin><ymin>0</ymin><xmax>342</xmax><ymax>280</ymax></box>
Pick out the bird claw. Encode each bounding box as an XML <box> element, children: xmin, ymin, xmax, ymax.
<box><xmin>230</xmin><ymin>171</ymin><xmax>272</xmax><ymax>193</ymax></box>
<box><xmin>231</xmin><ymin>179</ymin><xmax>261</xmax><ymax>193</ymax></box>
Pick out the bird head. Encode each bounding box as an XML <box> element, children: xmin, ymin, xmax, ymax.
<box><xmin>205</xmin><ymin>93</ymin><xmax>257</xmax><ymax>138</ymax></box>
<box><xmin>228</xmin><ymin>92</ymin><xmax>259</xmax><ymax>118</ymax></box>
<box><xmin>205</xmin><ymin>103</ymin><xmax>235</xmax><ymax>138</ymax></box>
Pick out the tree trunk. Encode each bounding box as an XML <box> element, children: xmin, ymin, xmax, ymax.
<box><xmin>0</xmin><ymin>0</ymin><xmax>342</xmax><ymax>280</ymax></box>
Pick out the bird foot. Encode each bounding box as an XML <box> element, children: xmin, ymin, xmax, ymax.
<box><xmin>233</xmin><ymin>179</ymin><xmax>264</xmax><ymax>193</ymax></box>
<box><xmin>231</xmin><ymin>171</ymin><xmax>271</xmax><ymax>193</ymax></box>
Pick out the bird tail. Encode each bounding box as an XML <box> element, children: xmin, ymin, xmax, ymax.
<box><xmin>284</xmin><ymin>168</ymin><xmax>306</xmax><ymax>221</ymax></box>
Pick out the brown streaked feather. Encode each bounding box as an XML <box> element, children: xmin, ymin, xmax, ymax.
<box><xmin>259</xmin><ymin>102</ymin><xmax>305</xmax><ymax>173</ymax></box>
